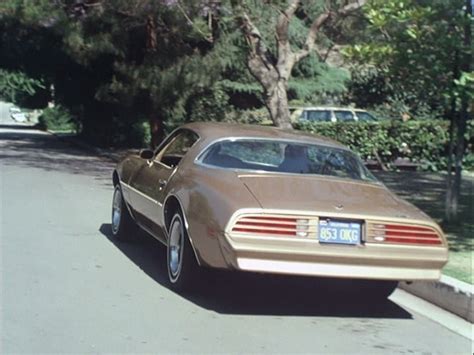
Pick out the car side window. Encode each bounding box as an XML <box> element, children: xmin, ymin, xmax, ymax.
<box><xmin>306</xmin><ymin>110</ymin><xmax>331</xmax><ymax>122</ymax></box>
<box><xmin>334</xmin><ymin>110</ymin><xmax>355</xmax><ymax>122</ymax></box>
<box><xmin>357</xmin><ymin>112</ymin><xmax>377</xmax><ymax>122</ymax></box>
<box><xmin>155</xmin><ymin>130</ymin><xmax>199</xmax><ymax>168</ymax></box>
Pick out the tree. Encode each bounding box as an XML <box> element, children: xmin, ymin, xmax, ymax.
<box><xmin>0</xmin><ymin>0</ymin><xmax>222</xmax><ymax>146</ymax></box>
<box><xmin>346</xmin><ymin>0</ymin><xmax>473</xmax><ymax>220</ymax></box>
<box><xmin>229</xmin><ymin>0</ymin><xmax>367</xmax><ymax>128</ymax></box>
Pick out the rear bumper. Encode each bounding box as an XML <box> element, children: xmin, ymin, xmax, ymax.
<box><xmin>221</xmin><ymin>233</ymin><xmax>448</xmax><ymax>281</ymax></box>
<box><xmin>236</xmin><ymin>257</ymin><xmax>442</xmax><ymax>280</ymax></box>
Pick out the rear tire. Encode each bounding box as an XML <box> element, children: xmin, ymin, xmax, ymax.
<box><xmin>167</xmin><ymin>211</ymin><xmax>200</xmax><ymax>292</ymax></box>
<box><xmin>111</xmin><ymin>185</ymin><xmax>137</xmax><ymax>241</ymax></box>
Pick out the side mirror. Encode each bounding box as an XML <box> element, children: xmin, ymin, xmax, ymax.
<box><xmin>139</xmin><ymin>149</ymin><xmax>154</xmax><ymax>160</ymax></box>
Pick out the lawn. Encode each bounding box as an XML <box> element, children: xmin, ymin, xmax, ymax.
<box><xmin>375</xmin><ymin>171</ymin><xmax>473</xmax><ymax>284</ymax></box>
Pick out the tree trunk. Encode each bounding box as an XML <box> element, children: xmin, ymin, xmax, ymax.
<box><xmin>265</xmin><ymin>80</ymin><xmax>293</xmax><ymax>129</ymax></box>
<box><xmin>451</xmin><ymin>105</ymin><xmax>467</xmax><ymax>221</ymax></box>
<box><xmin>445</xmin><ymin>0</ymin><xmax>471</xmax><ymax>222</ymax></box>
<box><xmin>445</xmin><ymin>113</ymin><xmax>456</xmax><ymax>222</ymax></box>
<box><xmin>445</xmin><ymin>51</ymin><xmax>459</xmax><ymax>222</ymax></box>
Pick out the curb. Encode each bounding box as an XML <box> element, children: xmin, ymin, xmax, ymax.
<box><xmin>400</xmin><ymin>276</ymin><xmax>473</xmax><ymax>322</ymax></box>
<box><xmin>46</xmin><ymin>130</ymin><xmax>474</xmax><ymax>323</ymax></box>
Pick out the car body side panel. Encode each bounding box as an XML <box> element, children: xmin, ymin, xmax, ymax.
<box><xmin>116</xmin><ymin>155</ymin><xmax>144</xmax><ymax>204</ymax></box>
<box><xmin>167</xmin><ymin>166</ymin><xmax>261</xmax><ymax>268</ymax></box>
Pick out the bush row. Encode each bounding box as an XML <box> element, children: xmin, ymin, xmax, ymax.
<box><xmin>295</xmin><ymin>119</ymin><xmax>474</xmax><ymax>171</ymax></box>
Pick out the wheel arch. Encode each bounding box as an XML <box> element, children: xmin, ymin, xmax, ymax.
<box><xmin>163</xmin><ymin>194</ymin><xmax>202</xmax><ymax>266</ymax></box>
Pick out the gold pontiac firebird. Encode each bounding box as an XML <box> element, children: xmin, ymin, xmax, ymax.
<box><xmin>111</xmin><ymin>122</ymin><xmax>448</xmax><ymax>296</ymax></box>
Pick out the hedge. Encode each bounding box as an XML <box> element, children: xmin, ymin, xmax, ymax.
<box><xmin>295</xmin><ymin>119</ymin><xmax>474</xmax><ymax>171</ymax></box>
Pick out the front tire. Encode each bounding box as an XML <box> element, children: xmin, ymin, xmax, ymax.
<box><xmin>111</xmin><ymin>185</ymin><xmax>136</xmax><ymax>241</ymax></box>
<box><xmin>167</xmin><ymin>211</ymin><xmax>199</xmax><ymax>292</ymax></box>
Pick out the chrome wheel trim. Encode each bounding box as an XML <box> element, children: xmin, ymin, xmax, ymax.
<box><xmin>168</xmin><ymin>214</ymin><xmax>184</xmax><ymax>282</ymax></box>
<box><xmin>111</xmin><ymin>187</ymin><xmax>122</xmax><ymax>235</ymax></box>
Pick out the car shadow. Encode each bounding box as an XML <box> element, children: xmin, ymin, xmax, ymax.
<box><xmin>99</xmin><ymin>223</ymin><xmax>412</xmax><ymax>319</ymax></box>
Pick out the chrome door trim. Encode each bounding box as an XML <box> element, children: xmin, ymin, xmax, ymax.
<box><xmin>121</xmin><ymin>181</ymin><xmax>162</xmax><ymax>207</ymax></box>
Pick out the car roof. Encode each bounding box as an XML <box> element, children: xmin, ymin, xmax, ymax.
<box><xmin>181</xmin><ymin>122</ymin><xmax>346</xmax><ymax>149</ymax></box>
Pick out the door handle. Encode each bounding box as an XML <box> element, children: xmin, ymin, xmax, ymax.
<box><xmin>158</xmin><ymin>179</ymin><xmax>167</xmax><ymax>190</ymax></box>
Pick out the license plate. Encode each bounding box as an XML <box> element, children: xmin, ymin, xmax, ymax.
<box><xmin>319</xmin><ymin>219</ymin><xmax>361</xmax><ymax>245</ymax></box>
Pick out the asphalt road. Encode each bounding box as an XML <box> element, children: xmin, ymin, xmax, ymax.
<box><xmin>0</xmin><ymin>124</ymin><xmax>471</xmax><ymax>354</ymax></box>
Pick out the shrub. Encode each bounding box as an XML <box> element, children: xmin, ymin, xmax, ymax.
<box><xmin>295</xmin><ymin>119</ymin><xmax>473</xmax><ymax>171</ymax></box>
<box><xmin>37</xmin><ymin>105</ymin><xmax>77</xmax><ymax>132</ymax></box>
<box><xmin>81</xmin><ymin>114</ymin><xmax>151</xmax><ymax>148</ymax></box>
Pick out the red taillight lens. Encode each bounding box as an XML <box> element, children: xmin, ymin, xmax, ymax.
<box><xmin>369</xmin><ymin>223</ymin><xmax>442</xmax><ymax>246</ymax></box>
<box><xmin>231</xmin><ymin>216</ymin><xmax>313</xmax><ymax>238</ymax></box>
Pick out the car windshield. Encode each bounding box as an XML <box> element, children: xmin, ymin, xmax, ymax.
<box><xmin>200</xmin><ymin>139</ymin><xmax>377</xmax><ymax>182</ymax></box>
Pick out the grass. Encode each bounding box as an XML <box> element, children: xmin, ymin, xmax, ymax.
<box><xmin>374</xmin><ymin>171</ymin><xmax>473</xmax><ymax>284</ymax></box>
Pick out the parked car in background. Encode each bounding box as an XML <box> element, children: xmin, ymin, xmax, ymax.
<box><xmin>291</xmin><ymin>107</ymin><xmax>378</xmax><ymax>123</ymax></box>
<box><xmin>112</xmin><ymin>122</ymin><xmax>448</xmax><ymax>297</ymax></box>
<box><xmin>9</xmin><ymin>107</ymin><xmax>27</xmax><ymax>122</ymax></box>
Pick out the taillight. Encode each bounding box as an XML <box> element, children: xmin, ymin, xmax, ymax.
<box><xmin>367</xmin><ymin>223</ymin><xmax>442</xmax><ymax>246</ymax></box>
<box><xmin>231</xmin><ymin>215</ymin><xmax>316</xmax><ymax>238</ymax></box>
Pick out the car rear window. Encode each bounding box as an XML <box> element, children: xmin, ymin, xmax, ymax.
<box><xmin>200</xmin><ymin>139</ymin><xmax>377</xmax><ymax>182</ymax></box>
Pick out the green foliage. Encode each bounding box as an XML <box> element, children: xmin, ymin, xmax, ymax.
<box><xmin>295</xmin><ymin>120</ymin><xmax>474</xmax><ymax>171</ymax></box>
<box><xmin>185</xmin><ymin>85</ymin><xmax>230</xmax><ymax>124</ymax></box>
<box><xmin>345</xmin><ymin>0</ymin><xmax>469</xmax><ymax>116</ymax></box>
<box><xmin>224</xmin><ymin>108</ymin><xmax>272</xmax><ymax>125</ymax></box>
<box><xmin>0</xmin><ymin>69</ymin><xmax>45</xmax><ymax>104</ymax></box>
<box><xmin>290</xmin><ymin>55</ymin><xmax>350</xmax><ymax>104</ymax></box>
<box><xmin>38</xmin><ymin>105</ymin><xmax>76</xmax><ymax>132</ymax></box>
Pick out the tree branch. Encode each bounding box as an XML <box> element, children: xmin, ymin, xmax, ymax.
<box><xmin>176</xmin><ymin>1</ymin><xmax>213</xmax><ymax>43</ymax></box>
<box><xmin>295</xmin><ymin>0</ymin><xmax>367</xmax><ymax>62</ymax></box>
<box><xmin>275</xmin><ymin>0</ymin><xmax>300</xmax><ymax>45</ymax></box>
<box><xmin>294</xmin><ymin>11</ymin><xmax>330</xmax><ymax>62</ymax></box>
<box><xmin>274</xmin><ymin>0</ymin><xmax>301</xmax><ymax>78</ymax></box>
<box><xmin>239</xmin><ymin>11</ymin><xmax>278</xmax><ymax>87</ymax></box>
<box><xmin>337</xmin><ymin>0</ymin><xmax>367</xmax><ymax>16</ymax></box>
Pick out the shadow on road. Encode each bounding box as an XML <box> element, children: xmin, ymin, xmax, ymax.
<box><xmin>0</xmin><ymin>123</ymin><xmax>40</xmax><ymax>130</ymax></box>
<box><xmin>100</xmin><ymin>223</ymin><xmax>412</xmax><ymax>319</ymax></box>
<box><xmin>0</xmin><ymin>127</ymin><xmax>115</xmax><ymax>184</ymax></box>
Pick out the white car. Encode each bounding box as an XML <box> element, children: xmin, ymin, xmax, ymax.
<box><xmin>10</xmin><ymin>107</ymin><xmax>27</xmax><ymax>122</ymax></box>
<box><xmin>291</xmin><ymin>107</ymin><xmax>377</xmax><ymax>123</ymax></box>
